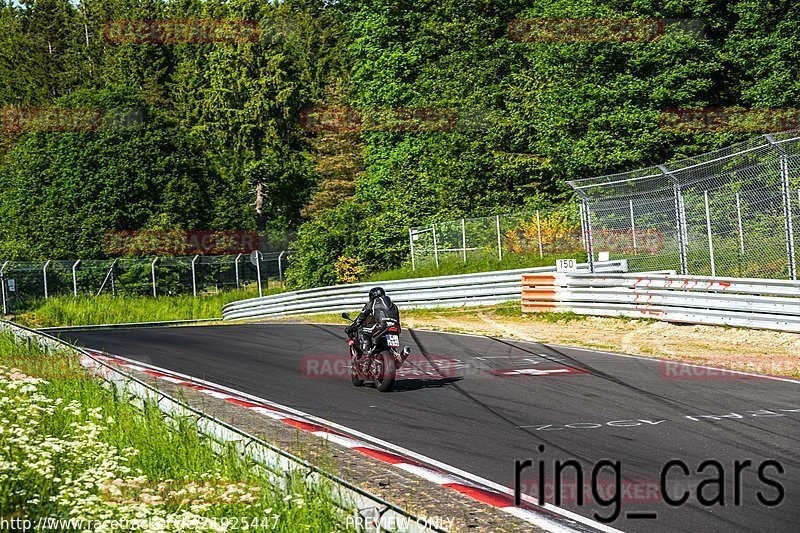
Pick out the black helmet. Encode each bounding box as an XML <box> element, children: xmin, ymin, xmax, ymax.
<box><xmin>369</xmin><ymin>287</ymin><xmax>386</xmax><ymax>300</ymax></box>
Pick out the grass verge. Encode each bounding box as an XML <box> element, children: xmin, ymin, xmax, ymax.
<box><xmin>0</xmin><ymin>332</ymin><xmax>350</xmax><ymax>531</ymax></box>
<box><xmin>10</xmin><ymin>289</ymin><xmax>283</xmax><ymax>328</ymax></box>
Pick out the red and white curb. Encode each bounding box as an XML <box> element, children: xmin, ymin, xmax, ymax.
<box><xmin>82</xmin><ymin>349</ymin><xmax>619</xmax><ymax>533</ymax></box>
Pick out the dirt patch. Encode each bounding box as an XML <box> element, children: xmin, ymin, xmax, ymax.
<box><xmin>283</xmin><ymin>306</ymin><xmax>800</xmax><ymax>379</ymax></box>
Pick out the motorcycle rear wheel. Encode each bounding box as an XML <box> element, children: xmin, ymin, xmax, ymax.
<box><xmin>373</xmin><ymin>351</ymin><xmax>396</xmax><ymax>392</ymax></box>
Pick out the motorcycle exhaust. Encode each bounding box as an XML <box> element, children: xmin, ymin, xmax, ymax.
<box><xmin>398</xmin><ymin>345</ymin><xmax>412</xmax><ymax>367</ymax></box>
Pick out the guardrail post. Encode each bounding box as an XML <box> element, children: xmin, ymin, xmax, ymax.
<box><xmin>629</xmin><ymin>199</ymin><xmax>638</xmax><ymax>255</ymax></box>
<box><xmin>43</xmin><ymin>260</ymin><xmax>51</xmax><ymax>299</ymax></box>
<box><xmin>278</xmin><ymin>251</ymin><xmax>285</xmax><ymax>286</ymax></box>
<box><xmin>536</xmin><ymin>210</ymin><xmax>543</xmax><ymax>258</ymax></box>
<box><xmin>461</xmin><ymin>218</ymin><xmax>467</xmax><ymax>262</ymax></box>
<box><xmin>408</xmin><ymin>229</ymin><xmax>416</xmax><ymax>270</ymax></box>
<box><xmin>431</xmin><ymin>224</ymin><xmax>439</xmax><ymax>268</ymax></box>
<box><xmin>151</xmin><ymin>257</ymin><xmax>159</xmax><ymax>297</ymax></box>
<box><xmin>735</xmin><ymin>192</ymin><xmax>745</xmax><ymax>255</ymax></box>
<box><xmin>191</xmin><ymin>254</ymin><xmax>200</xmax><ymax>297</ymax></box>
<box><xmin>704</xmin><ymin>191</ymin><xmax>716</xmax><ymax>276</ymax></box>
<box><xmin>765</xmin><ymin>135</ymin><xmax>796</xmax><ymax>280</ymax></box>
<box><xmin>72</xmin><ymin>259</ymin><xmax>81</xmax><ymax>297</ymax></box>
<box><xmin>495</xmin><ymin>215</ymin><xmax>503</xmax><ymax>260</ymax></box>
<box><xmin>0</xmin><ymin>261</ymin><xmax>8</xmax><ymax>315</ymax></box>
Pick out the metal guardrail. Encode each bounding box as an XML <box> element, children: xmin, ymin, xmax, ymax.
<box><xmin>0</xmin><ymin>320</ymin><xmax>444</xmax><ymax>533</ymax></box>
<box><xmin>522</xmin><ymin>272</ymin><xmax>800</xmax><ymax>333</ymax></box>
<box><xmin>222</xmin><ymin>261</ymin><xmax>630</xmax><ymax>321</ymax></box>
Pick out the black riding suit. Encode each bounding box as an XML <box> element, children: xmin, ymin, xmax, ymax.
<box><xmin>346</xmin><ymin>295</ymin><xmax>400</xmax><ymax>354</ymax></box>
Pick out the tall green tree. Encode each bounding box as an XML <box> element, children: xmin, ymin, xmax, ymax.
<box><xmin>0</xmin><ymin>89</ymin><xmax>221</xmax><ymax>259</ymax></box>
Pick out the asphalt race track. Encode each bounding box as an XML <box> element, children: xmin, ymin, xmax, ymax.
<box><xmin>59</xmin><ymin>323</ymin><xmax>799</xmax><ymax>532</ymax></box>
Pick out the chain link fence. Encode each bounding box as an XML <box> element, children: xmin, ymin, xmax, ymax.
<box><xmin>408</xmin><ymin>207</ymin><xmax>585</xmax><ymax>269</ymax></box>
<box><xmin>570</xmin><ymin>132</ymin><xmax>800</xmax><ymax>279</ymax></box>
<box><xmin>408</xmin><ymin>132</ymin><xmax>800</xmax><ymax>280</ymax></box>
<box><xmin>0</xmin><ymin>252</ymin><xmax>294</xmax><ymax>314</ymax></box>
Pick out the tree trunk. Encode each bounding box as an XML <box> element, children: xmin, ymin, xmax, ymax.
<box><xmin>255</xmin><ymin>179</ymin><xmax>267</xmax><ymax>235</ymax></box>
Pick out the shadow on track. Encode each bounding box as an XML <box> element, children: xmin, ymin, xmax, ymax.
<box><xmin>389</xmin><ymin>376</ymin><xmax>463</xmax><ymax>392</ymax></box>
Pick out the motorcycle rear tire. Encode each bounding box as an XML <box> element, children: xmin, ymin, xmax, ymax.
<box><xmin>374</xmin><ymin>351</ymin><xmax>396</xmax><ymax>392</ymax></box>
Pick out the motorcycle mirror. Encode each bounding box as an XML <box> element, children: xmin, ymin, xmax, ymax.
<box><xmin>341</xmin><ymin>312</ymin><xmax>350</xmax><ymax>320</ymax></box>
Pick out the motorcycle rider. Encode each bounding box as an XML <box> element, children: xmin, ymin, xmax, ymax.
<box><xmin>345</xmin><ymin>287</ymin><xmax>400</xmax><ymax>354</ymax></box>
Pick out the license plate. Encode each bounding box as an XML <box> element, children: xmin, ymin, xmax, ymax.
<box><xmin>386</xmin><ymin>334</ymin><xmax>400</xmax><ymax>347</ymax></box>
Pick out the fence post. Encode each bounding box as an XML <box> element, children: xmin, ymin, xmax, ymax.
<box><xmin>784</xmin><ymin>155</ymin><xmax>797</xmax><ymax>280</ymax></box>
<box><xmin>582</xmin><ymin>199</ymin><xmax>595</xmax><ymax>273</ymax></box>
<box><xmin>461</xmin><ymin>218</ymin><xmax>467</xmax><ymax>262</ymax></box>
<box><xmin>234</xmin><ymin>253</ymin><xmax>242</xmax><ymax>289</ymax></box>
<box><xmin>278</xmin><ymin>251</ymin><xmax>285</xmax><ymax>286</ymax></box>
<box><xmin>255</xmin><ymin>252</ymin><xmax>263</xmax><ymax>297</ymax></box>
<box><xmin>111</xmin><ymin>261</ymin><xmax>116</xmax><ymax>296</ymax></box>
<box><xmin>72</xmin><ymin>259</ymin><xmax>81</xmax><ymax>297</ymax></box>
<box><xmin>151</xmin><ymin>257</ymin><xmax>159</xmax><ymax>297</ymax></box>
<box><xmin>676</xmin><ymin>187</ymin><xmax>688</xmax><ymax>274</ymax></box>
<box><xmin>765</xmin><ymin>135</ymin><xmax>796</xmax><ymax>280</ymax></box>
<box><xmin>43</xmin><ymin>260</ymin><xmax>51</xmax><ymax>299</ymax></box>
<box><xmin>0</xmin><ymin>261</ymin><xmax>8</xmax><ymax>315</ymax></box>
<box><xmin>536</xmin><ymin>210</ymin><xmax>544</xmax><ymax>258</ymax></box>
<box><xmin>97</xmin><ymin>259</ymin><xmax>117</xmax><ymax>296</ymax></box>
<box><xmin>735</xmin><ymin>192</ymin><xmax>744</xmax><ymax>255</ymax></box>
<box><xmin>431</xmin><ymin>224</ymin><xmax>439</xmax><ymax>268</ymax></box>
<box><xmin>495</xmin><ymin>215</ymin><xmax>503</xmax><ymax>260</ymax></box>
<box><xmin>660</xmin><ymin>165</ymin><xmax>688</xmax><ymax>275</ymax></box>
<box><xmin>704</xmin><ymin>191</ymin><xmax>716</xmax><ymax>276</ymax></box>
<box><xmin>191</xmin><ymin>255</ymin><xmax>199</xmax><ymax>297</ymax></box>
<box><xmin>579</xmin><ymin>202</ymin><xmax>587</xmax><ymax>250</ymax></box>
<box><xmin>629</xmin><ymin>199</ymin><xmax>638</xmax><ymax>255</ymax></box>
<box><xmin>408</xmin><ymin>229</ymin><xmax>416</xmax><ymax>271</ymax></box>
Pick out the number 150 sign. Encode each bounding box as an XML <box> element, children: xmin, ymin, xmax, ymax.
<box><xmin>556</xmin><ymin>259</ymin><xmax>577</xmax><ymax>273</ymax></box>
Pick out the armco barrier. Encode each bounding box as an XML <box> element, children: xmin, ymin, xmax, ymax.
<box><xmin>522</xmin><ymin>272</ymin><xmax>800</xmax><ymax>333</ymax></box>
<box><xmin>222</xmin><ymin>260</ymin><xmax>629</xmax><ymax>321</ymax></box>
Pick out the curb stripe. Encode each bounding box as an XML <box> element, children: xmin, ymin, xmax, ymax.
<box><xmin>443</xmin><ymin>483</ymin><xmax>516</xmax><ymax>507</ymax></box>
<box><xmin>353</xmin><ymin>446</ymin><xmax>413</xmax><ymax>465</ymax></box>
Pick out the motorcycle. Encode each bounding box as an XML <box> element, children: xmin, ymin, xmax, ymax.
<box><xmin>342</xmin><ymin>312</ymin><xmax>412</xmax><ymax>392</ymax></box>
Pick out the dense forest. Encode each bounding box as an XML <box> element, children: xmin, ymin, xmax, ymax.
<box><xmin>1</xmin><ymin>0</ymin><xmax>798</xmax><ymax>288</ymax></box>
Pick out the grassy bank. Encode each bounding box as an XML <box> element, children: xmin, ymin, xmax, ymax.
<box><xmin>10</xmin><ymin>289</ymin><xmax>282</xmax><ymax>328</ymax></box>
<box><xmin>0</xmin><ymin>332</ymin><xmax>349</xmax><ymax>531</ymax></box>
